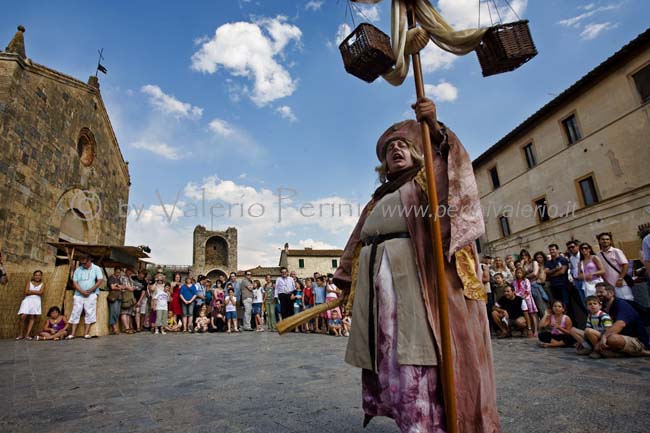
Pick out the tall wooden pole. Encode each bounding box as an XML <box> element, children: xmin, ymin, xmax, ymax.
<box><xmin>406</xmin><ymin>3</ymin><xmax>458</xmax><ymax>432</ymax></box>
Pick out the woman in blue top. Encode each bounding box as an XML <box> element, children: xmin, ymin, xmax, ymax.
<box><xmin>180</xmin><ymin>277</ymin><xmax>197</xmax><ymax>332</ymax></box>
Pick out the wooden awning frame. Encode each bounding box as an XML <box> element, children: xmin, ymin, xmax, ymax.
<box><xmin>47</xmin><ymin>242</ymin><xmax>151</xmax><ymax>269</ymax></box>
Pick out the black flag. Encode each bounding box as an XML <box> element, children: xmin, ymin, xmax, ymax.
<box><xmin>97</xmin><ymin>63</ymin><xmax>107</xmax><ymax>74</ymax></box>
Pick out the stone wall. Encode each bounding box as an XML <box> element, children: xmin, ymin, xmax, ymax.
<box><xmin>0</xmin><ymin>265</ymin><xmax>72</xmax><ymax>339</ymax></box>
<box><xmin>0</xmin><ymin>53</ymin><xmax>130</xmax><ymax>274</ymax></box>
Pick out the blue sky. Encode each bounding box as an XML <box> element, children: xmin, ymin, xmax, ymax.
<box><xmin>3</xmin><ymin>0</ymin><xmax>648</xmax><ymax>267</ymax></box>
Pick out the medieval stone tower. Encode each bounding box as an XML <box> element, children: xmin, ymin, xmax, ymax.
<box><xmin>192</xmin><ymin>226</ymin><xmax>237</xmax><ymax>281</ymax></box>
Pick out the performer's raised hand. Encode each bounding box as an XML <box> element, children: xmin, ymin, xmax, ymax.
<box><xmin>411</xmin><ymin>97</ymin><xmax>437</xmax><ymax>126</ymax></box>
<box><xmin>411</xmin><ymin>97</ymin><xmax>445</xmax><ymax>145</ymax></box>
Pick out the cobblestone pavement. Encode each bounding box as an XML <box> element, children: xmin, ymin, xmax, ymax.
<box><xmin>1</xmin><ymin>332</ymin><xmax>649</xmax><ymax>433</ymax></box>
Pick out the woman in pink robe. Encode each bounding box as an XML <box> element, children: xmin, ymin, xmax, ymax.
<box><xmin>334</xmin><ymin>98</ymin><xmax>500</xmax><ymax>433</ymax></box>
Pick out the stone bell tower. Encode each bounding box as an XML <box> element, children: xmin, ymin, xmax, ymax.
<box><xmin>192</xmin><ymin>225</ymin><xmax>237</xmax><ymax>281</ymax></box>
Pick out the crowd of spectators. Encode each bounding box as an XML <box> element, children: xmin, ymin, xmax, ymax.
<box><xmin>482</xmin><ymin>230</ymin><xmax>650</xmax><ymax>358</ymax></box>
<box><xmin>10</xmin><ymin>228</ymin><xmax>650</xmax><ymax>358</ymax></box>
<box><xmin>14</xmin><ymin>257</ymin><xmax>349</xmax><ymax>340</ymax></box>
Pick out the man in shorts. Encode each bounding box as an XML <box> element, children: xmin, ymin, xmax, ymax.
<box><xmin>596</xmin><ymin>282</ymin><xmax>650</xmax><ymax>357</ymax></box>
<box><xmin>491</xmin><ymin>285</ymin><xmax>532</xmax><ymax>338</ymax></box>
<box><xmin>68</xmin><ymin>255</ymin><xmax>104</xmax><ymax>339</ymax></box>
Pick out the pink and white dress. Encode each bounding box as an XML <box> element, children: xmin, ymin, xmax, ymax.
<box><xmin>513</xmin><ymin>278</ymin><xmax>538</xmax><ymax>314</ymax></box>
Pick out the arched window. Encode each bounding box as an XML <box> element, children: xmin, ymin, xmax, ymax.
<box><xmin>205</xmin><ymin>236</ymin><xmax>228</xmax><ymax>265</ymax></box>
<box><xmin>59</xmin><ymin>209</ymin><xmax>88</xmax><ymax>243</ymax></box>
<box><xmin>77</xmin><ymin>127</ymin><xmax>96</xmax><ymax>167</ymax></box>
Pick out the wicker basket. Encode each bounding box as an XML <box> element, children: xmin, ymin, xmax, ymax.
<box><xmin>475</xmin><ymin>20</ymin><xmax>537</xmax><ymax>77</ymax></box>
<box><xmin>339</xmin><ymin>23</ymin><xmax>396</xmax><ymax>83</ymax></box>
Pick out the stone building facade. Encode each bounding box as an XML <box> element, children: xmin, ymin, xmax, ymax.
<box><xmin>192</xmin><ymin>225</ymin><xmax>237</xmax><ymax>281</ymax></box>
<box><xmin>473</xmin><ymin>28</ymin><xmax>650</xmax><ymax>259</ymax></box>
<box><xmin>0</xmin><ymin>26</ymin><xmax>130</xmax><ymax>273</ymax></box>
<box><xmin>278</xmin><ymin>243</ymin><xmax>343</xmax><ymax>279</ymax></box>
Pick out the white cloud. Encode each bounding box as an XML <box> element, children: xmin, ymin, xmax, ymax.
<box><xmin>557</xmin><ymin>3</ymin><xmax>620</xmax><ymax>28</ymax></box>
<box><xmin>208</xmin><ymin>118</ymin><xmax>235</xmax><ymax>137</ymax></box>
<box><xmin>128</xmin><ymin>176</ymin><xmax>354</xmax><ymax>268</ymax></box>
<box><xmin>129</xmin><ymin>202</ymin><xmax>186</xmax><ymax>225</ymax></box>
<box><xmin>185</xmin><ymin>176</ymin><xmax>277</xmax><ymax>207</ymax></box>
<box><xmin>335</xmin><ymin>23</ymin><xmax>352</xmax><ymax>46</ymax></box>
<box><xmin>420</xmin><ymin>43</ymin><xmax>457</xmax><ymax>73</ymax></box>
<box><xmin>185</xmin><ymin>176</ymin><xmax>358</xmax><ymax>235</ymax></box>
<box><xmin>224</xmin><ymin>79</ymin><xmax>247</xmax><ymax>103</ymax></box>
<box><xmin>184</xmin><ymin>176</ymin><xmax>360</xmax><ymax>269</ymax></box>
<box><xmin>140</xmin><ymin>84</ymin><xmax>203</xmax><ymax>119</ymax></box>
<box><xmin>191</xmin><ymin>16</ymin><xmax>302</xmax><ymax>106</ymax></box>
<box><xmin>125</xmin><ymin>203</ymin><xmax>193</xmax><ymax>264</ymax></box>
<box><xmin>297</xmin><ymin>239</ymin><xmax>339</xmax><ymax>250</ymax></box>
<box><xmin>276</xmin><ymin>105</ymin><xmax>297</xmax><ymax>122</ymax></box>
<box><xmin>205</xmin><ymin>118</ymin><xmax>265</xmax><ymax>158</ymax></box>
<box><xmin>305</xmin><ymin>1</ymin><xmax>324</xmax><ymax>11</ymax></box>
<box><xmin>131</xmin><ymin>140</ymin><xmax>185</xmax><ymax>160</ymax></box>
<box><xmin>355</xmin><ymin>4</ymin><xmax>381</xmax><ymax>23</ymax></box>
<box><xmin>580</xmin><ymin>22</ymin><xmax>618</xmax><ymax>40</ymax></box>
<box><xmin>193</xmin><ymin>35</ymin><xmax>210</xmax><ymax>46</ymax></box>
<box><xmin>581</xmin><ymin>3</ymin><xmax>597</xmax><ymax>11</ymax></box>
<box><xmin>424</xmin><ymin>81</ymin><xmax>458</xmax><ymax>102</ymax></box>
<box><xmin>437</xmin><ymin>0</ymin><xmax>527</xmax><ymax>29</ymax></box>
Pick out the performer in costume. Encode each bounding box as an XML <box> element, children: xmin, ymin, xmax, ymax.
<box><xmin>333</xmin><ymin>97</ymin><xmax>500</xmax><ymax>433</ymax></box>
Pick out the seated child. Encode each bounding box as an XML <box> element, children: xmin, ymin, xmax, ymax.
<box><xmin>195</xmin><ymin>305</ymin><xmax>210</xmax><ymax>333</ymax></box>
<box><xmin>164</xmin><ymin>310</ymin><xmax>182</xmax><ymax>332</ymax></box>
<box><xmin>538</xmin><ymin>300</ymin><xmax>575</xmax><ymax>348</ymax></box>
<box><xmin>341</xmin><ymin>313</ymin><xmax>351</xmax><ymax>337</ymax></box>
<box><xmin>581</xmin><ymin>295</ymin><xmax>613</xmax><ymax>358</ymax></box>
<box><xmin>328</xmin><ymin>310</ymin><xmax>343</xmax><ymax>337</ymax></box>
<box><xmin>36</xmin><ymin>306</ymin><xmax>68</xmax><ymax>341</ymax></box>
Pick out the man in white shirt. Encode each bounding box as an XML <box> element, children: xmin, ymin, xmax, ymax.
<box><xmin>275</xmin><ymin>267</ymin><xmax>296</xmax><ymax>321</ymax></box>
<box><xmin>68</xmin><ymin>255</ymin><xmax>104</xmax><ymax>339</ymax></box>
<box><xmin>597</xmin><ymin>232</ymin><xmax>634</xmax><ymax>300</ymax></box>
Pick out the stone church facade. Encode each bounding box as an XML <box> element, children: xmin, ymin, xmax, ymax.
<box><xmin>0</xmin><ymin>26</ymin><xmax>130</xmax><ymax>273</ymax></box>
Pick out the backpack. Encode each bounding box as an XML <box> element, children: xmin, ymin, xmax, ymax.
<box><xmin>121</xmin><ymin>289</ymin><xmax>136</xmax><ymax>309</ymax></box>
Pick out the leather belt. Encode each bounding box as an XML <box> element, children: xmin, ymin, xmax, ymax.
<box><xmin>362</xmin><ymin>231</ymin><xmax>410</xmax><ymax>370</ymax></box>
<box><xmin>361</xmin><ymin>231</ymin><xmax>410</xmax><ymax>247</ymax></box>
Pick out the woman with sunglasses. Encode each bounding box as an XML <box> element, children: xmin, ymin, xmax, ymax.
<box><xmin>491</xmin><ymin>257</ymin><xmax>513</xmax><ymax>284</ymax></box>
<box><xmin>578</xmin><ymin>243</ymin><xmax>605</xmax><ymax>298</ymax></box>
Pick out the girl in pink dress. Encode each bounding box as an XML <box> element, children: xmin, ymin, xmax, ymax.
<box><xmin>513</xmin><ymin>267</ymin><xmax>538</xmax><ymax>336</ymax></box>
<box><xmin>538</xmin><ymin>301</ymin><xmax>576</xmax><ymax>348</ymax></box>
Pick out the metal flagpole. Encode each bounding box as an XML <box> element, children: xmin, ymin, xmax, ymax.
<box><xmin>406</xmin><ymin>2</ymin><xmax>458</xmax><ymax>432</ymax></box>
<box><xmin>95</xmin><ymin>48</ymin><xmax>107</xmax><ymax>77</ymax></box>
